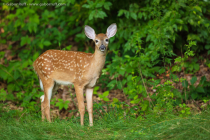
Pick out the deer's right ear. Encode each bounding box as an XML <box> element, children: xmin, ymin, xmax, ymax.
<box><xmin>85</xmin><ymin>25</ymin><xmax>96</xmax><ymax>40</ymax></box>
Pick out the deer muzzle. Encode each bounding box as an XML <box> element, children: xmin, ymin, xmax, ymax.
<box><xmin>99</xmin><ymin>45</ymin><xmax>106</xmax><ymax>52</ymax></box>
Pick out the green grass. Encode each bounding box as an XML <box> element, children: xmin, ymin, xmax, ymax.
<box><xmin>1</xmin><ymin>107</ymin><xmax>210</xmax><ymax>140</ymax></box>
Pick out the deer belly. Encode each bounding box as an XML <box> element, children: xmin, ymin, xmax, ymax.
<box><xmin>54</xmin><ymin>79</ymin><xmax>73</xmax><ymax>85</ymax></box>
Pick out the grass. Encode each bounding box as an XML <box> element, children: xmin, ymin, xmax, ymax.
<box><xmin>1</xmin><ymin>106</ymin><xmax>210</xmax><ymax>140</ymax></box>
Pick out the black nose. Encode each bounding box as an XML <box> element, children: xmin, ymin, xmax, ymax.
<box><xmin>99</xmin><ymin>45</ymin><xmax>106</xmax><ymax>52</ymax></box>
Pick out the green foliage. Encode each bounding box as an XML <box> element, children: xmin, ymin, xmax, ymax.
<box><xmin>1</xmin><ymin>0</ymin><xmax>210</xmax><ymax>116</ymax></box>
<box><xmin>0</xmin><ymin>89</ymin><xmax>7</xmax><ymax>102</ymax></box>
<box><xmin>182</xmin><ymin>76</ymin><xmax>210</xmax><ymax>101</ymax></box>
<box><xmin>172</xmin><ymin>41</ymin><xmax>197</xmax><ymax>73</ymax></box>
<box><xmin>55</xmin><ymin>99</ymin><xmax>70</xmax><ymax>110</ymax></box>
<box><xmin>152</xmin><ymin>80</ymin><xmax>177</xmax><ymax>115</ymax></box>
<box><xmin>179</xmin><ymin>103</ymin><xmax>191</xmax><ymax>117</ymax></box>
<box><xmin>93</xmin><ymin>86</ymin><xmax>99</xmax><ymax>95</ymax></box>
<box><xmin>98</xmin><ymin>91</ymin><xmax>110</xmax><ymax>102</ymax></box>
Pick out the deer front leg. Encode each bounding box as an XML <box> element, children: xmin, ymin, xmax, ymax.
<box><xmin>86</xmin><ymin>88</ymin><xmax>93</xmax><ymax>126</ymax></box>
<box><xmin>75</xmin><ymin>85</ymin><xmax>85</xmax><ymax>125</ymax></box>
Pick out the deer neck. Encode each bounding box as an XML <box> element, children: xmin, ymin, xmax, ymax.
<box><xmin>91</xmin><ymin>50</ymin><xmax>106</xmax><ymax>75</ymax></box>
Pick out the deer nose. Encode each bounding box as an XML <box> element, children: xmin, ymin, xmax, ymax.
<box><xmin>99</xmin><ymin>45</ymin><xmax>106</xmax><ymax>52</ymax></box>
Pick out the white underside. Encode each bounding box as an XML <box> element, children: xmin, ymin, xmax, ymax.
<box><xmin>40</xmin><ymin>79</ymin><xmax>44</xmax><ymax>90</ymax></box>
<box><xmin>54</xmin><ymin>79</ymin><xmax>73</xmax><ymax>86</ymax></box>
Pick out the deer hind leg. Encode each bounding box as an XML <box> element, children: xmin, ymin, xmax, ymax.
<box><xmin>86</xmin><ymin>88</ymin><xmax>93</xmax><ymax>126</ymax></box>
<box><xmin>40</xmin><ymin>78</ymin><xmax>54</xmax><ymax>122</ymax></box>
<box><xmin>75</xmin><ymin>85</ymin><xmax>85</xmax><ymax>125</ymax></box>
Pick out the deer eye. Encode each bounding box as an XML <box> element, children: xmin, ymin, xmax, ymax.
<box><xmin>105</xmin><ymin>39</ymin><xmax>109</xmax><ymax>42</ymax></box>
<box><xmin>95</xmin><ymin>40</ymin><xmax>99</xmax><ymax>43</ymax></box>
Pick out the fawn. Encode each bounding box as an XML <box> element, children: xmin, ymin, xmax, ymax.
<box><xmin>33</xmin><ymin>23</ymin><xmax>117</xmax><ymax>126</ymax></box>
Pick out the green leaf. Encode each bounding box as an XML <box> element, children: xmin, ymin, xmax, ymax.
<box><xmin>127</xmin><ymin>75</ymin><xmax>132</xmax><ymax>81</ymax></box>
<box><xmin>193</xmin><ymin>6</ymin><xmax>202</xmax><ymax>12</ymax></box>
<box><xmin>119</xmin><ymin>69</ymin><xmax>125</xmax><ymax>76</ymax></box>
<box><xmin>65</xmin><ymin>100</ymin><xmax>70</xmax><ymax>104</ymax></box>
<box><xmin>159</xmin><ymin>68</ymin><xmax>165</xmax><ymax>74</ymax></box>
<box><xmin>58</xmin><ymin>99</ymin><xmax>63</xmax><ymax>102</ymax></box>
<box><xmin>103</xmin><ymin>91</ymin><xmax>109</xmax><ymax>97</ymax></box>
<box><xmin>138</xmin><ymin>12</ymin><xmax>142</xmax><ymax>19</ymax></box>
<box><xmin>7</xmin><ymin>84</ymin><xmax>16</xmax><ymax>93</ymax></box>
<box><xmin>182</xmin><ymin>80</ymin><xmax>188</xmax><ymax>88</ymax></box>
<box><xmin>98</xmin><ymin>94</ymin><xmax>103</xmax><ymax>98</ymax></box>
<box><xmin>208</xmin><ymin>50</ymin><xmax>210</xmax><ymax>55</ymax></box>
<box><xmin>107</xmin><ymin>80</ymin><xmax>116</xmax><ymax>89</ymax></box>
<box><xmin>134</xmin><ymin>95</ymin><xmax>138</xmax><ymax>100</ymax></box>
<box><xmin>196</xmin><ymin>86</ymin><xmax>205</xmax><ymax>93</ymax></box>
<box><xmin>124</xmin><ymin>55</ymin><xmax>130</xmax><ymax>58</ymax></box>
<box><xmin>89</xmin><ymin>10</ymin><xmax>95</xmax><ymax>20</ymax></box>
<box><xmin>0</xmin><ymin>89</ymin><xmax>7</xmax><ymax>101</ymax></box>
<box><xmin>104</xmin><ymin>2</ymin><xmax>112</xmax><ymax>10</ymax></box>
<box><xmin>14</xmin><ymin>70</ymin><xmax>21</xmax><ymax>80</ymax></box>
<box><xmin>200</xmin><ymin>76</ymin><xmax>206</xmax><ymax>85</ymax></box>
<box><xmin>112</xmin><ymin>98</ymin><xmax>119</xmax><ymax>103</ymax></box>
<box><xmin>130</xmin><ymin>100</ymin><xmax>135</xmax><ymax>104</ymax></box>
<box><xmin>103</xmin><ymin>97</ymin><xmax>109</xmax><ymax>101</ymax></box>
<box><xmin>94</xmin><ymin>86</ymin><xmax>99</xmax><ymax>91</ymax></box>
<box><xmin>33</xmin><ymin>52</ymin><xmax>40</xmax><ymax>61</ymax></box>
<box><xmin>20</xmin><ymin>36</ymin><xmax>30</xmax><ymax>46</ymax></box>
<box><xmin>55</xmin><ymin>102</ymin><xmax>64</xmax><ymax>110</ymax></box>
<box><xmin>130</xmin><ymin>12</ymin><xmax>137</xmax><ymax>20</ymax></box>
<box><xmin>193</xmin><ymin>63</ymin><xmax>200</xmax><ymax>71</ymax></box>
<box><xmin>118</xmin><ymin>10</ymin><xmax>124</xmax><ymax>17</ymax></box>
<box><xmin>125</xmin><ymin>11</ymin><xmax>129</xmax><ymax>19</ymax></box>
<box><xmin>171</xmin><ymin>65</ymin><xmax>181</xmax><ymax>72</ymax></box>
<box><xmin>141</xmin><ymin>100</ymin><xmax>149</xmax><ymax>111</ymax></box>
<box><xmin>43</xmin><ymin>41</ymin><xmax>51</xmax><ymax>46</ymax></box>
<box><xmin>64</xmin><ymin>103</ymin><xmax>68</xmax><ymax>110</ymax></box>
<box><xmin>82</xmin><ymin>4</ymin><xmax>90</xmax><ymax>8</ymax></box>
<box><xmin>190</xmin><ymin>76</ymin><xmax>197</xmax><ymax>85</ymax></box>
<box><xmin>96</xmin><ymin>2</ymin><xmax>104</xmax><ymax>8</ymax></box>
<box><xmin>117</xmin><ymin>82</ymin><xmax>123</xmax><ymax>89</ymax></box>
<box><xmin>205</xmin><ymin>45</ymin><xmax>210</xmax><ymax>49</ymax></box>
<box><xmin>97</xmin><ymin>10</ymin><xmax>107</xmax><ymax>19</ymax></box>
<box><xmin>191</xmin><ymin>92</ymin><xmax>198</xmax><ymax>99</ymax></box>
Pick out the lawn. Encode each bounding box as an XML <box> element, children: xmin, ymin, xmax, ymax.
<box><xmin>1</xmin><ymin>106</ymin><xmax>210</xmax><ymax>140</ymax></box>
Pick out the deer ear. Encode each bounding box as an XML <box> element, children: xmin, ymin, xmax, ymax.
<box><xmin>85</xmin><ymin>25</ymin><xmax>96</xmax><ymax>40</ymax></box>
<box><xmin>106</xmin><ymin>23</ymin><xmax>117</xmax><ymax>39</ymax></box>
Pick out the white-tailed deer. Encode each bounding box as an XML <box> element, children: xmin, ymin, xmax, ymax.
<box><xmin>33</xmin><ymin>23</ymin><xmax>117</xmax><ymax>126</ymax></box>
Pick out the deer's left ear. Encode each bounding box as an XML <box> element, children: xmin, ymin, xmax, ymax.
<box><xmin>106</xmin><ymin>23</ymin><xmax>117</xmax><ymax>39</ymax></box>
